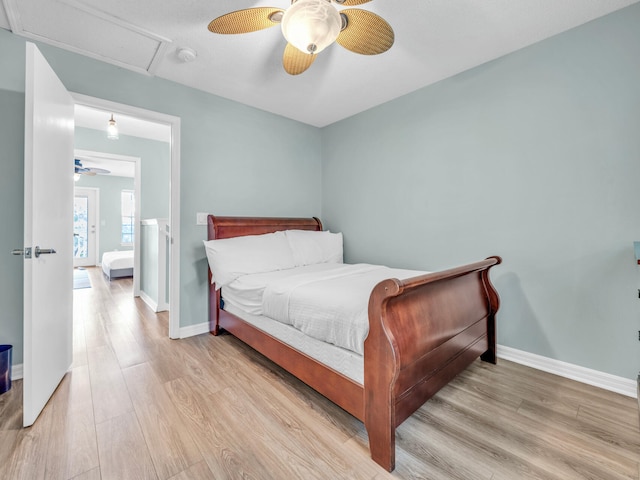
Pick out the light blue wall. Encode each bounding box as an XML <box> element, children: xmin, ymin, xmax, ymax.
<box><xmin>321</xmin><ymin>5</ymin><xmax>640</xmax><ymax>380</ymax></box>
<box><xmin>75</xmin><ymin>175</ymin><xmax>135</xmax><ymax>259</ymax></box>
<box><xmin>140</xmin><ymin>223</ymin><xmax>159</xmax><ymax>302</ymax></box>
<box><xmin>0</xmin><ymin>27</ymin><xmax>322</xmax><ymax>364</ymax></box>
<box><xmin>0</xmin><ymin>89</ymin><xmax>24</xmax><ymax>363</ymax></box>
<box><xmin>75</xmin><ymin>127</ymin><xmax>170</xmax><ymax>221</ymax></box>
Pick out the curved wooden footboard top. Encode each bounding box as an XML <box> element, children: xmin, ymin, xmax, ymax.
<box><xmin>206</xmin><ymin>215</ymin><xmax>501</xmax><ymax>472</ymax></box>
<box><xmin>365</xmin><ymin>256</ymin><xmax>501</xmax><ymax>471</ymax></box>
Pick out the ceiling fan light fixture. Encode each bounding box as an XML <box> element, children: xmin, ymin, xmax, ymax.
<box><xmin>107</xmin><ymin>114</ymin><xmax>119</xmax><ymax>140</ymax></box>
<box><xmin>281</xmin><ymin>0</ymin><xmax>342</xmax><ymax>54</ymax></box>
<box><xmin>269</xmin><ymin>11</ymin><xmax>284</xmax><ymax>23</ymax></box>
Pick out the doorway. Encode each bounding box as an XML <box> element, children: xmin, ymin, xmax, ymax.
<box><xmin>73</xmin><ymin>187</ymin><xmax>99</xmax><ymax>268</ymax></box>
<box><xmin>71</xmin><ymin>93</ymin><xmax>181</xmax><ymax>339</ymax></box>
<box><xmin>73</xmin><ymin>150</ymin><xmax>141</xmax><ymax>294</ymax></box>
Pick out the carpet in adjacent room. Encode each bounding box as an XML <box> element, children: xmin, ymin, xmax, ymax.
<box><xmin>73</xmin><ymin>268</ymin><xmax>91</xmax><ymax>289</ymax></box>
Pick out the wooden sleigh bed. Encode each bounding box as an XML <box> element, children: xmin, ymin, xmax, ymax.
<box><xmin>207</xmin><ymin>215</ymin><xmax>501</xmax><ymax>472</ymax></box>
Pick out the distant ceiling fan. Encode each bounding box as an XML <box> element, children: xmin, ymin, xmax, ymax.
<box><xmin>208</xmin><ymin>0</ymin><xmax>394</xmax><ymax>75</ymax></box>
<box><xmin>74</xmin><ymin>158</ymin><xmax>110</xmax><ymax>177</ymax></box>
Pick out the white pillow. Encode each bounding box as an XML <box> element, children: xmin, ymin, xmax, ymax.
<box><xmin>285</xmin><ymin>230</ymin><xmax>343</xmax><ymax>266</ymax></box>
<box><xmin>203</xmin><ymin>231</ymin><xmax>296</xmax><ymax>288</ymax></box>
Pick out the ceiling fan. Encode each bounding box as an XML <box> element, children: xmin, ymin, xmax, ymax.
<box><xmin>74</xmin><ymin>158</ymin><xmax>110</xmax><ymax>177</ymax></box>
<box><xmin>208</xmin><ymin>0</ymin><xmax>394</xmax><ymax>75</ymax></box>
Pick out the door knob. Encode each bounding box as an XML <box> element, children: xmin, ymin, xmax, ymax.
<box><xmin>34</xmin><ymin>246</ymin><xmax>56</xmax><ymax>258</ymax></box>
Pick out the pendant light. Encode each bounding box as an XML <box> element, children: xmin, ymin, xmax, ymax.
<box><xmin>107</xmin><ymin>114</ymin><xmax>119</xmax><ymax>140</ymax></box>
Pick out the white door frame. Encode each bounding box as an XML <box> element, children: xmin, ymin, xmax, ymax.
<box><xmin>75</xmin><ymin>150</ymin><xmax>141</xmax><ymax>293</ymax></box>
<box><xmin>73</xmin><ymin>186</ymin><xmax>100</xmax><ymax>268</ymax></box>
<box><xmin>71</xmin><ymin>93</ymin><xmax>181</xmax><ymax>339</ymax></box>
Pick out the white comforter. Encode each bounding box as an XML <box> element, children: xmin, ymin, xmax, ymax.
<box><xmin>231</xmin><ymin>263</ymin><xmax>426</xmax><ymax>355</ymax></box>
<box><xmin>101</xmin><ymin>250</ymin><xmax>134</xmax><ymax>269</ymax></box>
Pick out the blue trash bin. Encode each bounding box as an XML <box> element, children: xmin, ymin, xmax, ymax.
<box><xmin>0</xmin><ymin>344</ymin><xmax>12</xmax><ymax>394</ymax></box>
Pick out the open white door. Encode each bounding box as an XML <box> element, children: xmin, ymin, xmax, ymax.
<box><xmin>22</xmin><ymin>43</ymin><xmax>74</xmax><ymax>427</ymax></box>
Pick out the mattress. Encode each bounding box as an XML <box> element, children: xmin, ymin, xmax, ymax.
<box><xmin>223</xmin><ymin>263</ymin><xmax>426</xmax><ymax>356</ymax></box>
<box><xmin>101</xmin><ymin>250</ymin><xmax>134</xmax><ymax>270</ymax></box>
<box><xmin>102</xmin><ymin>250</ymin><xmax>134</xmax><ymax>279</ymax></box>
<box><xmin>222</xmin><ymin>302</ymin><xmax>365</xmax><ymax>384</ymax></box>
<box><xmin>222</xmin><ymin>263</ymin><xmax>342</xmax><ymax>315</ymax></box>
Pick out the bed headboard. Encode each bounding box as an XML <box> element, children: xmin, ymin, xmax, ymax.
<box><xmin>207</xmin><ymin>215</ymin><xmax>323</xmax><ymax>241</ymax></box>
<box><xmin>206</xmin><ymin>215</ymin><xmax>323</xmax><ymax>334</ymax></box>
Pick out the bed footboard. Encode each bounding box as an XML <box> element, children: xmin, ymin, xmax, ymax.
<box><xmin>364</xmin><ymin>256</ymin><xmax>501</xmax><ymax>471</ymax></box>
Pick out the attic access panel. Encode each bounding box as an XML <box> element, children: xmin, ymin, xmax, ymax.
<box><xmin>4</xmin><ymin>0</ymin><xmax>170</xmax><ymax>75</ymax></box>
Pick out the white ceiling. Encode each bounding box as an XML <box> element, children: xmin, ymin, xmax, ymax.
<box><xmin>74</xmin><ymin>104</ymin><xmax>171</xmax><ymax>143</ymax></box>
<box><xmin>2</xmin><ymin>0</ymin><xmax>638</xmax><ymax>127</ymax></box>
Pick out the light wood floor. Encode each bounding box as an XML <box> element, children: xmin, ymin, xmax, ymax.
<box><xmin>0</xmin><ymin>266</ymin><xmax>638</xmax><ymax>479</ymax></box>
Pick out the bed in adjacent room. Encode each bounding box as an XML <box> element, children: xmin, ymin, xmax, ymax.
<box><xmin>204</xmin><ymin>215</ymin><xmax>501</xmax><ymax>472</ymax></box>
<box><xmin>101</xmin><ymin>250</ymin><xmax>134</xmax><ymax>280</ymax></box>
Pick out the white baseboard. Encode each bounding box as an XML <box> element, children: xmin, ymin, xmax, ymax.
<box><xmin>179</xmin><ymin>321</ymin><xmax>211</xmax><ymax>339</ymax></box>
<box><xmin>497</xmin><ymin>345</ymin><xmax>638</xmax><ymax>399</ymax></box>
<box><xmin>140</xmin><ymin>291</ymin><xmax>169</xmax><ymax>313</ymax></box>
<box><xmin>11</xmin><ymin>363</ymin><xmax>23</xmax><ymax>381</ymax></box>
<box><xmin>139</xmin><ymin>291</ymin><xmax>159</xmax><ymax>312</ymax></box>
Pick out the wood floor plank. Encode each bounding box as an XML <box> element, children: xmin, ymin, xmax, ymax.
<box><xmin>105</xmin><ymin>318</ymin><xmax>149</xmax><ymax>369</ymax></box>
<box><xmin>123</xmin><ymin>362</ymin><xmax>203</xmax><ymax>479</ymax></box>
<box><xmin>145</xmin><ymin>337</ymin><xmax>201</xmax><ymax>384</ymax></box>
<box><xmin>458</xmin><ymin>361</ymin><xmax>581</xmax><ymax>418</ymax></box>
<box><xmin>87</xmin><ymin>343</ymin><xmax>134</xmax><ymax>424</ymax></box>
<box><xmin>222</xmin><ymin>333</ymin><xmax>364</xmax><ymax>441</ymax></box>
<box><xmin>167</xmin><ymin>460</ymin><xmax>216</xmax><ymax>480</ymax></box>
<box><xmin>206</xmin><ymin>334</ymin><xmax>374</xmax><ymax>465</ymax></box>
<box><xmin>517</xmin><ymin>399</ymin><xmax>640</xmax><ymax>468</ymax></box>
<box><xmin>213</xmin><ymin>383</ymin><xmax>359</xmax><ymax>479</ymax></box>
<box><xmin>96</xmin><ymin>411</ymin><xmax>158</xmax><ymax>480</ymax></box>
<box><xmin>0</xmin><ymin>429</ymin><xmax>20</xmax><ymax>478</ymax></box>
<box><xmin>496</xmin><ymin>359</ymin><xmax>635</xmax><ymax>412</ymax></box>
<box><xmin>71</xmin><ymin>306</ymin><xmax>89</xmax><ymax>369</ymax></box>
<box><xmin>1</xmin><ymin>398</ymin><xmax>54</xmax><ymax>480</ymax></box>
<box><xmin>69</xmin><ymin>467</ymin><xmax>102</xmax><ymax>480</ymax></box>
<box><xmin>435</xmin><ymin>382</ymin><xmax>638</xmax><ymax>480</ymax></box>
<box><xmin>44</xmin><ymin>366</ymin><xmax>99</xmax><ymax>480</ymax></box>
<box><xmin>577</xmin><ymin>401</ymin><xmax>640</xmax><ymax>438</ymax></box>
<box><xmin>0</xmin><ymin>377</ymin><xmax>23</xmax><ymax>431</ymax></box>
<box><xmin>393</xmin><ymin>413</ymin><xmax>494</xmax><ymax>480</ymax></box>
<box><xmin>164</xmin><ymin>375</ymin><xmax>282</xmax><ymax>480</ymax></box>
<box><xmin>81</xmin><ymin>311</ymin><xmax>110</xmax><ymax>350</ymax></box>
<box><xmin>164</xmin><ymin>336</ymin><xmax>234</xmax><ymax>396</ymax></box>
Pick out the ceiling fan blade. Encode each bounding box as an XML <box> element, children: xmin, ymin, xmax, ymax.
<box><xmin>336</xmin><ymin>9</ymin><xmax>394</xmax><ymax>55</ymax></box>
<box><xmin>283</xmin><ymin>43</ymin><xmax>317</xmax><ymax>75</ymax></box>
<box><xmin>334</xmin><ymin>0</ymin><xmax>373</xmax><ymax>5</ymax></box>
<box><xmin>87</xmin><ymin>167</ymin><xmax>111</xmax><ymax>175</ymax></box>
<box><xmin>208</xmin><ymin>8</ymin><xmax>284</xmax><ymax>34</ymax></box>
